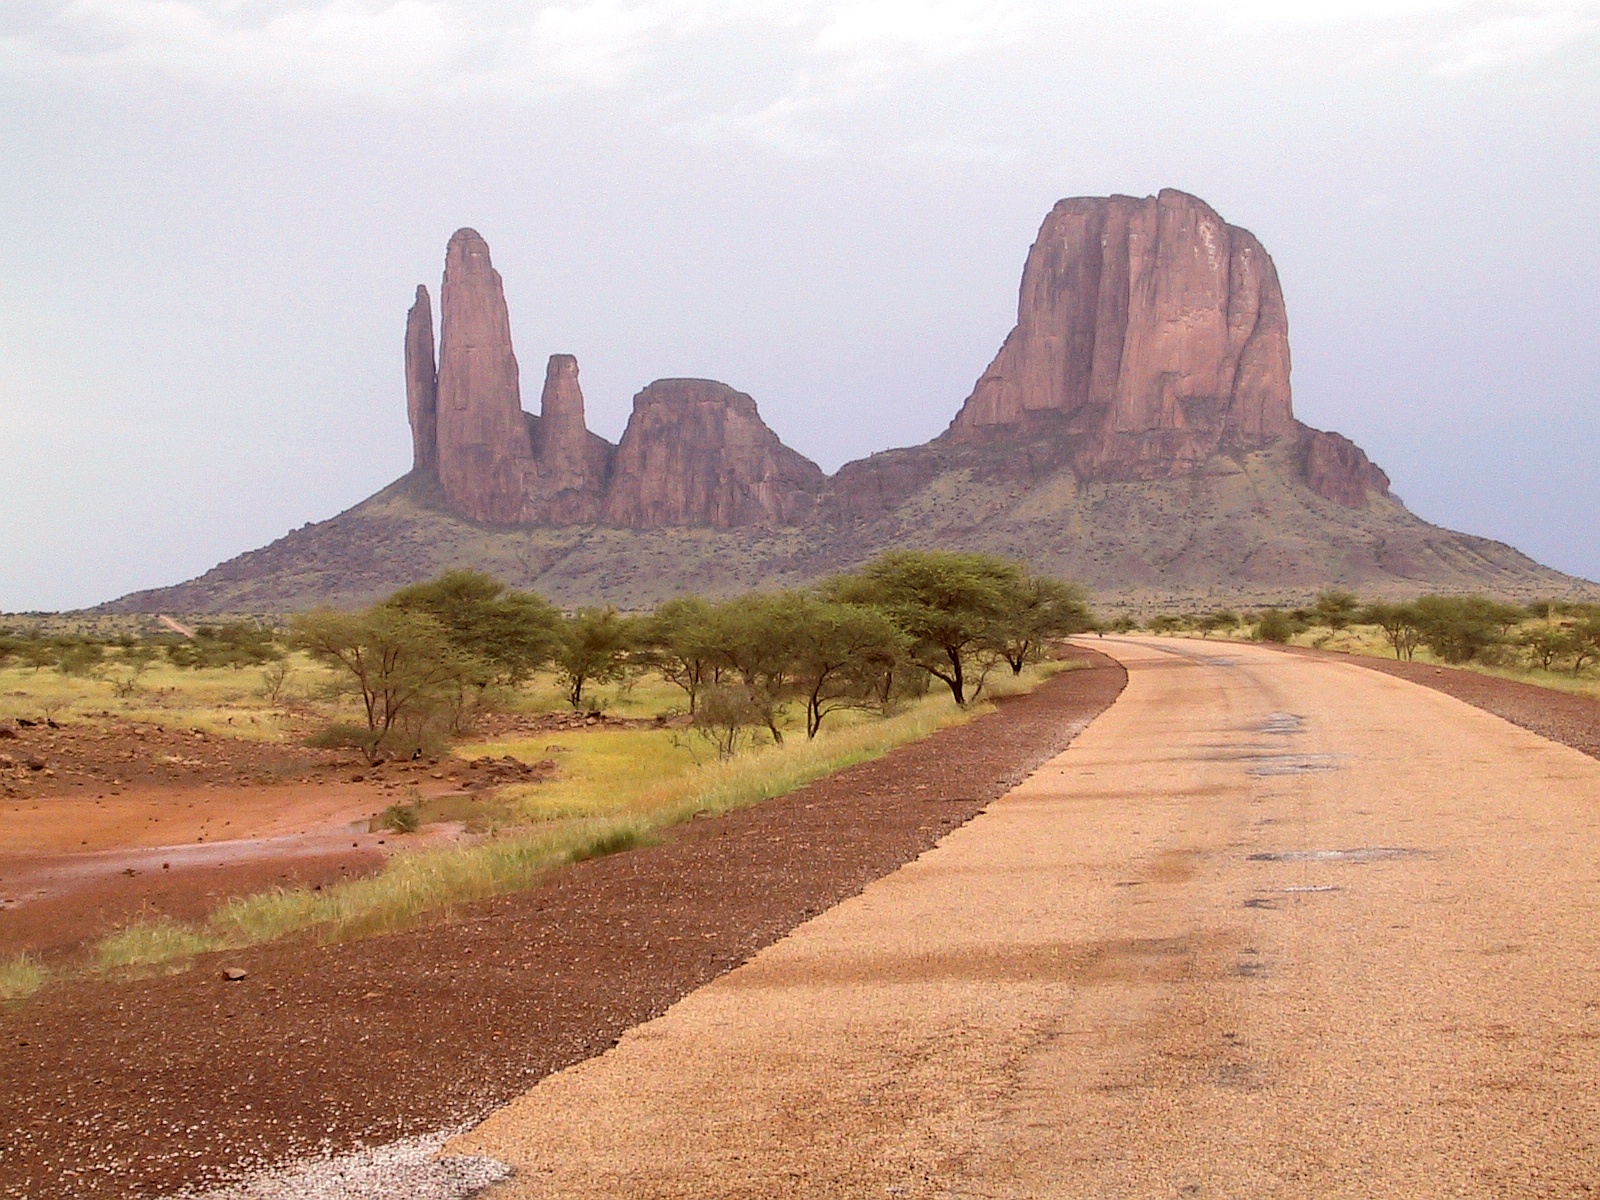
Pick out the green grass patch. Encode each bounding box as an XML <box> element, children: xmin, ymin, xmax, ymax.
<box><xmin>0</xmin><ymin>954</ymin><xmax>48</xmax><ymax>1002</ymax></box>
<box><xmin>93</xmin><ymin>920</ymin><xmax>224</xmax><ymax>974</ymax></box>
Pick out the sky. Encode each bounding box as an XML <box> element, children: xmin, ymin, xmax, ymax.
<box><xmin>1</xmin><ymin>0</ymin><xmax>1597</xmax><ymax>610</ymax></box>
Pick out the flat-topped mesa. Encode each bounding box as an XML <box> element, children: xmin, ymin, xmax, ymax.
<box><xmin>942</xmin><ymin>189</ymin><xmax>1296</xmax><ymax>478</ymax></box>
<box><xmin>435</xmin><ymin>228</ymin><xmax>537</xmax><ymax>524</ymax></box>
<box><xmin>602</xmin><ymin>379</ymin><xmax>825</xmax><ymax>529</ymax></box>
<box><xmin>530</xmin><ymin>354</ymin><xmax>613</xmax><ymax>524</ymax></box>
<box><xmin>404</xmin><ymin>285</ymin><xmax>438</xmax><ymax>476</ymax></box>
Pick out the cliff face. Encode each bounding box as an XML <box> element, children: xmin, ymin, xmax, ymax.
<box><xmin>603</xmin><ymin>380</ymin><xmax>825</xmax><ymax>528</ymax></box>
<box><xmin>1302</xmin><ymin>426</ymin><xmax>1392</xmax><ymax>508</ymax></box>
<box><xmin>435</xmin><ymin>228</ymin><xmax>537</xmax><ymax>524</ymax></box>
<box><xmin>942</xmin><ymin>189</ymin><xmax>1297</xmax><ymax>478</ymax></box>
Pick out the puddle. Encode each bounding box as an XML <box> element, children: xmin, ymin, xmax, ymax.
<box><xmin>1247</xmin><ymin>848</ymin><xmax>1420</xmax><ymax>864</ymax></box>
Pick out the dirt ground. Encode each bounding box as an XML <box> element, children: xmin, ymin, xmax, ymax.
<box><xmin>0</xmin><ymin>649</ymin><xmax>1127</xmax><ymax>1200</ymax></box>
<box><xmin>0</xmin><ymin>717</ymin><xmax>567</xmax><ymax>957</ymax></box>
<box><xmin>452</xmin><ymin>636</ymin><xmax>1600</xmax><ymax>1198</ymax></box>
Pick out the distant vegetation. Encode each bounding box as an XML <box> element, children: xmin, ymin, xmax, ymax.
<box><xmin>1128</xmin><ymin>590</ymin><xmax>1600</xmax><ymax>693</ymax></box>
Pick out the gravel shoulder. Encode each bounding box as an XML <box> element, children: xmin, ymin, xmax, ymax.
<box><xmin>0</xmin><ymin>649</ymin><xmax>1126</xmax><ymax>1200</ymax></box>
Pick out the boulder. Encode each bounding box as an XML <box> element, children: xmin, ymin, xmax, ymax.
<box><xmin>602</xmin><ymin>379</ymin><xmax>825</xmax><ymax>529</ymax></box>
<box><xmin>435</xmin><ymin>229</ymin><xmax>537</xmax><ymax>523</ymax></box>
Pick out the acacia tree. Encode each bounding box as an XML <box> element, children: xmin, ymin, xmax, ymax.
<box><xmin>556</xmin><ymin>607</ymin><xmax>638</xmax><ymax>710</ymax></box>
<box><xmin>829</xmin><ymin>551</ymin><xmax>1020</xmax><ymax>705</ymax></box>
<box><xmin>1362</xmin><ymin>602</ymin><xmax>1424</xmax><ymax>660</ymax></box>
<box><xmin>639</xmin><ymin>595</ymin><xmax>722</xmax><ymax>714</ymax></box>
<box><xmin>1413</xmin><ymin>595</ymin><xmax>1524</xmax><ymax>664</ymax></box>
<box><xmin>385</xmin><ymin>570</ymin><xmax>562</xmax><ymax>686</ymax></box>
<box><xmin>775</xmin><ymin>594</ymin><xmax>907</xmax><ymax>738</ymax></box>
<box><xmin>292</xmin><ymin>607</ymin><xmax>481</xmax><ymax>763</ymax></box>
<box><xmin>995</xmin><ymin>576</ymin><xmax>1093</xmax><ymax>669</ymax></box>
<box><xmin>1311</xmin><ymin>589</ymin><xmax>1362</xmax><ymax>631</ymax></box>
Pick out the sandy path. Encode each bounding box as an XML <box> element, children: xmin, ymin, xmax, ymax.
<box><xmin>450</xmin><ymin>636</ymin><xmax>1600</xmax><ymax>1198</ymax></box>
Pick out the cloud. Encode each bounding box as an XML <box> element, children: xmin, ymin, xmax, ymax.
<box><xmin>1155</xmin><ymin>0</ymin><xmax>1600</xmax><ymax>75</ymax></box>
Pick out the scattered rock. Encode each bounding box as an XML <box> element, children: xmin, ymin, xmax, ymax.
<box><xmin>222</xmin><ymin>968</ymin><xmax>248</xmax><ymax>982</ymax></box>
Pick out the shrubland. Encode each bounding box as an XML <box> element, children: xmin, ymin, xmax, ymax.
<box><xmin>0</xmin><ymin>552</ymin><xmax>1096</xmax><ymax>989</ymax></box>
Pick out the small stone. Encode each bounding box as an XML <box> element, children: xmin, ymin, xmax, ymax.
<box><xmin>222</xmin><ymin>967</ymin><xmax>248</xmax><ymax>982</ymax></box>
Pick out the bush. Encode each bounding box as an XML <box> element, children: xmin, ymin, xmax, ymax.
<box><xmin>1255</xmin><ymin>609</ymin><xmax>1296</xmax><ymax>644</ymax></box>
<box><xmin>1412</xmin><ymin>595</ymin><xmax>1523</xmax><ymax>664</ymax></box>
<box><xmin>377</xmin><ymin>802</ymin><xmax>422</xmax><ymax>834</ymax></box>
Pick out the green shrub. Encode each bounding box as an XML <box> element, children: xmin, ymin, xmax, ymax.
<box><xmin>1255</xmin><ymin>609</ymin><xmax>1296</xmax><ymax>644</ymax></box>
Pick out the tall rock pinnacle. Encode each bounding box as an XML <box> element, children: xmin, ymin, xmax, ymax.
<box><xmin>435</xmin><ymin>228</ymin><xmax>536</xmax><ymax>523</ymax></box>
<box><xmin>404</xmin><ymin>285</ymin><xmax>437</xmax><ymax>476</ymax></box>
<box><xmin>943</xmin><ymin>189</ymin><xmax>1296</xmax><ymax>477</ymax></box>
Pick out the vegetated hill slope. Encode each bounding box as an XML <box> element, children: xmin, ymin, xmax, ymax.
<box><xmin>103</xmin><ymin>443</ymin><xmax>1588</xmax><ymax>615</ymax></box>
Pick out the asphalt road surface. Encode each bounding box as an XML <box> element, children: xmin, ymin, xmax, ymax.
<box><xmin>452</xmin><ymin>637</ymin><xmax>1600</xmax><ymax>1198</ymax></box>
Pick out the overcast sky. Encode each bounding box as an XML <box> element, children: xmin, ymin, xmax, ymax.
<box><xmin>2</xmin><ymin>0</ymin><xmax>1597</xmax><ymax>610</ymax></box>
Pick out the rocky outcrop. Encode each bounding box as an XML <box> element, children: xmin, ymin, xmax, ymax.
<box><xmin>602</xmin><ymin>380</ymin><xmax>825</xmax><ymax>528</ymax></box>
<box><xmin>435</xmin><ymin>228</ymin><xmax>536</xmax><ymax>524</ymax></box>
<box><xmin>942</xmin><ymin>189</ymin><xmax>1295</xmax><ymax>479</ymax></box>
<box><xmin>528</xmin><ymin>355</ymin><xmax>614</xmax><ymax>524</ymax></box>
<box><xmin>404</xmin><ymin>286</ymin><xmax>438</xmax><ymax>476</ymax></box>
<box><xmin>404</xmin><ymin>195</ymin><xmax>1393</xmax><ymax>532</ymax></box>
<box><xmin>1301</xmin><ymin>426</ymin><xmax>1391</xmax><ymax>508</ymax></box>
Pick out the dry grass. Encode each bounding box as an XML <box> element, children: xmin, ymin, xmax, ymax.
<box><xmin>0</xmin><ymin>953</ymin><xmax>48</xmax><ymax>1002</ymax></box>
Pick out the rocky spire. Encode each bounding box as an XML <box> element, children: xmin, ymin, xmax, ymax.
<box><xmin>942</xmin><ymin>189</ymin><xmax>1296</xmax><ymax>478</ymax></box>
<box><xmin>435</xmin><ymin>228</ymin><xmax>536</xmax><ymax>523</ymax></box>
<box><xmin>404</xmin><ymin>285</ymin><xmax>438</xmax><ymax>476</ymax></box>
<box><xmin>535</xmin><ymin>354</ymin><xmax>604</xmax><ymax>521</ymax></box>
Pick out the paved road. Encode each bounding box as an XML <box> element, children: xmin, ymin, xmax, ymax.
<box><xmin>452</xmin><ymin>638</ymin><xmax>1600</xmax><ymax>1198</ymax></box>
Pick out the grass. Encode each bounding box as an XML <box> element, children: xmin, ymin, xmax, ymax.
<box><xmin>0</xmin><ymin>653</ymin><xmax>336</xmax><ymax>740</ymax></box>
<box><xmin>68</xmin><ymin>661</ymin><xmax>1068</xmax><ymax>981</ymax></box>
<box><xmin>0</xmin><ymin>953</ymin><xmax>48</xmax><ymax>1002</ymax></box>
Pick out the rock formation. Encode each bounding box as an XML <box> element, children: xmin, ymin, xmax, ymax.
<box><xmin>527</xmin><ymin>355</ymin><xmax>614</xmax><ymax>524</ymax></box>
<box><xmin>1302</xmin><ymin>427</ymin><xmax>1391</xmax><ymax>508</ymax></box>
<box><xmin>435</xmin><ymin>228</ymin><xmax>536</xmax><ymax>524</ymax></box>
<box><xmin>404</xmin><ymin>285</ymin><xmax>437</xmax><ymax>476</ymax></box>
<box><xmin>111</xmin><ymin>191</ymin><xmax>1593</xmax><ymax>614</ymax></box>
<box><xmin>941</xmin><ymin>189</ymin><xmax>1292</xmax><ymax>469</ymax></box>
<box><xmin>406</xmin><ymin>194</ymin><xmax>1387</xmax><ymax>536</ymax></box>
<box><xmin>603</xmin><ymin>380</ymin><xmax>825</xmax><ymax>528</ymax></box>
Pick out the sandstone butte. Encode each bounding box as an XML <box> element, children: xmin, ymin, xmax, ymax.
<box><xmin>406</xmin><ymin>191</ymin><xmax>1388</xmax><ymax>530</ymax></box>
